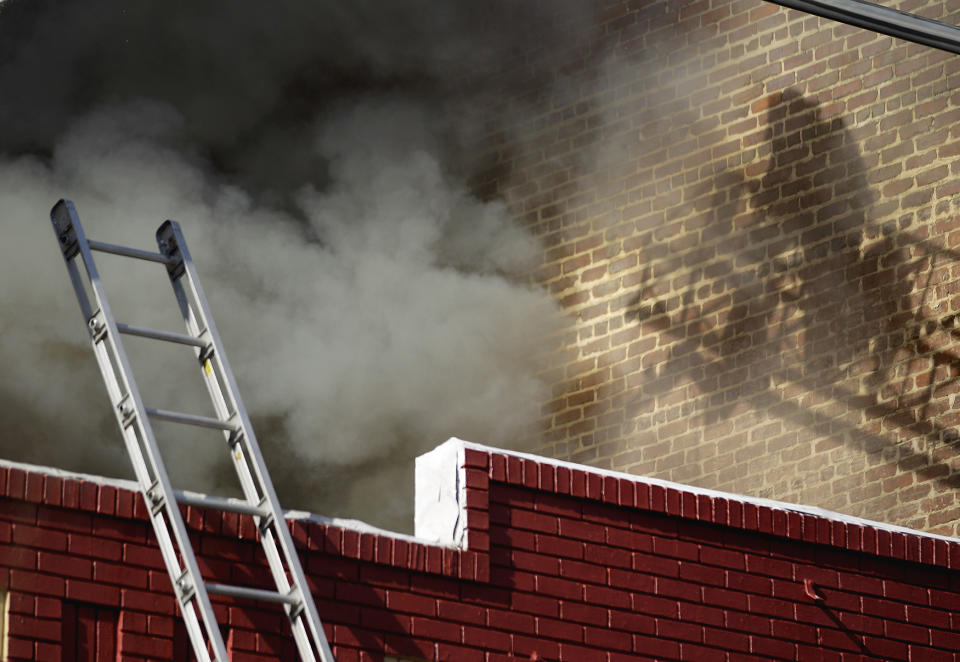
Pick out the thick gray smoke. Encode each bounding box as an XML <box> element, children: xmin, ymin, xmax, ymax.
<box><xmin>0</xmin><ymin>0</ymin><xmax>586</xmax><ymax>530</ymax></box>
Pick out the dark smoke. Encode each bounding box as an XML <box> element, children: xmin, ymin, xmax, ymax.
<box><xmin>0</xmin><ymin>0</ymin><xmax>591</xmax><ymax>531</ymax></box>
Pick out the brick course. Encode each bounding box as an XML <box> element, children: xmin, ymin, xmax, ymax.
<box><xmin>471</xmin><ymin>0</ymin><xmax>960</xmax><ymax>536</ymax></box>
<box><xmin>4</xmin><ymin>441</ymin><xmax>960</xmax><ymax>660</ymax></box>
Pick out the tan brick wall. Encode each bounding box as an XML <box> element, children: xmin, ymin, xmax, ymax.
<box><xmin>473</xmin><ymin>0</ymin><xmax>960</xmax><ymax>536</ymax></box>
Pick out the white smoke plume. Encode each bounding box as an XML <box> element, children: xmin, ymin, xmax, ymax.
<box><xmin>0</xmin><ymin>0</ymin><xmax>588</xmax><ymax>530</ymax></box>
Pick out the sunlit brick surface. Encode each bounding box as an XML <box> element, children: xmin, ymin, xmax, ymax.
<box><xmin>472</xmin><ymin>0</ymin><xmax>960</xmax><ymax>536</ymax></box>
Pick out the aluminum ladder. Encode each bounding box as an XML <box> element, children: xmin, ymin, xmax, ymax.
<box><xmin>49</xmin><ymin>199</ymin><xmax>334</xmax><ymax>662</ymax></box>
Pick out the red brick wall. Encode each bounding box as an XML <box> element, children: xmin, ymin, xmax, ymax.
<box><xmin>3</xmin><ymin>443</ymin><xmax>960</xmax><ymax>660</ymax></box>
<box><xmin>470</xmin><ymin>0</ymin><xmax>960</xmax><ymax>536</ymax></box>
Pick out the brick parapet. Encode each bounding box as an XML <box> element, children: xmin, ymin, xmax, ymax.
<box><xmin>4</xmin><ymin>442</ymin><xmax>960</xmax><ymax>659</ymax></box>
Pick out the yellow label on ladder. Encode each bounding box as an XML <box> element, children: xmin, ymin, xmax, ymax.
<box><xmin>204</xmin><ymin>359</ymin><xmax>212</xmax><ymax>375</ymax></box>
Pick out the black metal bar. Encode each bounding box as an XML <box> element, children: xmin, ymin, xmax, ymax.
<box><xmin>767</xmin><ymin>0</ymin><xmax>960</xmax><ymax>55</ymax></box>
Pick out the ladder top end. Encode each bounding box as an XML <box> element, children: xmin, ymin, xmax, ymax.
<box><xmin>50</xmin><ymin>199</ymin><xmax>76</xmax><ymax>228</ymax></box>
<box><xmin>50</xmin><ymin>199</ymin><xmax>81</xmax><ymax>259</ymax></box>
<box><xmin>156</xmin><ymin>219</ymin><xmax>182</xmax><ymax>240</ymax></box>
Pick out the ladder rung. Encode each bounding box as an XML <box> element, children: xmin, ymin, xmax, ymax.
<box><xmin>88</xmin><ymin>239</ymin><xmax>174</xmax><ymax>265</ymax></box>
<box><xmin>174</xmin><ymin>491</ymin><xmax>270</xmax><ymax>518</ymax></box>
<box><xmin>205</xmin><ymin>582</ymin><xmax>299</xmax><ymax>605</ymax></box>
<box><xmin>117</xmin><ymin>323</ymin><xmax>206</xmax><ymax>348</ymax></box>
<box><xmin>145</xmin><ymin>407</ymin><xmax>239</xmax><ymax>431</ymax></box>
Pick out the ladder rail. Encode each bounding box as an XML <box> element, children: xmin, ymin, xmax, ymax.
<box><xmin>85</xmin><ymin>322</ymin><xmax>221</xmax><ymax>661</ymax></box>
<box><xmin>50</xmin><ymin>199</ymin><xmax>335</xmax><ymax>662</ymax></box>
<box><xmin>159</xmin><ymin>220</ymin><xmax>334</xmax><ymax>662</ymax></box>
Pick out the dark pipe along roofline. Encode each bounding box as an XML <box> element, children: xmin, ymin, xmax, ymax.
<box><xmin>767</xmin><ymin>0</ymin><xmax>960</xmax><ymax>55</ymax></box>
